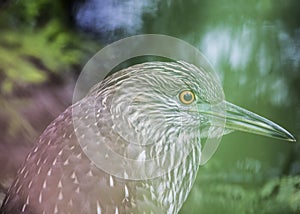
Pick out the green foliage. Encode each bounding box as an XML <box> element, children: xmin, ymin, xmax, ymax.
<box><xmin>0</xmin><ymin>20</ymin><xmax>82</xmax><ymax>93</ymax></box>
<box><xmin>180</xmin><ymin>172</ymin><xmax>300</xmax><ymax>214</ymax></box>
<box><xmin>0</xmin><ymin>0</ymin><xmax>95</xmax><ymax>94</ymax></box>
<box><xmin>23</xmin><ymin>0</ymin><xmax>48</xmax><ymax>22</ymax></box>
<box><xmin>0</xmin><ymin>0</ymin><xmax>68</xmax><ymax>27</ymax></box>
<box><xmin>260</xmin><ymin>176</ymin><xmax>300</xmax><ymax>213</ymax></box>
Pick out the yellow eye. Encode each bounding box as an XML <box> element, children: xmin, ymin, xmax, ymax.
<box><xmin>179</xmin><ymin>90</ymin><xmax>195</xmax><ymax>105</ymax></box>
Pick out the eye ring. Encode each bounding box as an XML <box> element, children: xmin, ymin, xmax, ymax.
<box><xmin>179</xmin><ymin>90</ymin><xmax>195</xmax><ymax>105</ymax></box>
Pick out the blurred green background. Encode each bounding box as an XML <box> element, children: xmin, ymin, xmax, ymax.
<box><xmin>0</xmin><ymin>0</ymin><xmax>299</xmax><ymax>213</ymax></box>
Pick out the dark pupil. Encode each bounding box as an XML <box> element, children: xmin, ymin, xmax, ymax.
<box><xmin>183</xmin><ymin>93</ymin><xmax>192</xmax><ymax>102</ymax></box>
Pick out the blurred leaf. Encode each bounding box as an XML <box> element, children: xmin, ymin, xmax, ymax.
<box><xmin>0</xmin><ymin>20</ymin><xmax>82</xmax><ymax>93</ymax></box>
<box><xmin>1</xmin><ymin>80</ymin><xmax>13</xmax><ymax>94</ymax></box>
<box><xmin>6</xmin><ymin>66</ymin><xmax>46</xmax><ymax>84</ymax></box>
<box><xmin>0</xmin><ymin>97</ymin><xmax>37</xmax><ymax>142</ymax></box>
<box><xmin>260</xmin><ymin>176</ymin><xmax>300</xmax><ymax>213</ymax></box>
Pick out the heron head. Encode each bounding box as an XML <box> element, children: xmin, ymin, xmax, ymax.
<box><xmin>106</xmin><ymin>61</ymin><xmax>221</xmax><ymax>150</ymax></box>
<box><xmin>107</xmin><ymin>60</ymin><xmax>295</xmax><ymax>144</ymax></box>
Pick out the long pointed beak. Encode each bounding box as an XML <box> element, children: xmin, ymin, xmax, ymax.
<box><xmin>222</xmin><ymin>101</ymin><xmax>296</xmax><ymax>142</ymax></box>
<box><xmin>200</xmin><ymin>101</ymin><xmax>296</xmax><ymax>142</ymax></box>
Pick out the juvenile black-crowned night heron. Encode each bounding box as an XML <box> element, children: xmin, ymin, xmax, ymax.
<box><xmin>0</xmin><ymin>61</ymin><xmax>295</xmax><ymax>214</ymax></box>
